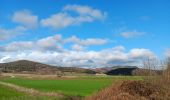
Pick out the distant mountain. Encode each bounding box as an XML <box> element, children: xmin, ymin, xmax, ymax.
<box><xmin>93</xmin><ymin>67</ymin><xmax>113</xmax><ymax>73</ymax></box>
<box><xmin>105</xmin><ymin>67</ymin><xmax>138</xmax><ymax>75</ymax></box>
<box><xmin>1</xmin><ymin>60</ymin><xmax>161</xmax><ymax>76</ymax></box>
<box><xmin>102</xmin><ymin>66</ymin><xmax>162</xmax><ymax>76</ymax></box>
<box><xmin>0</xmin><ymin>60</ymin><xmax>96</xmax><ymax>75</ymax></box>
<box><xmin>0</xmin><ymin>60</ymin><xmax>60</xmax><ymax>74</ymax></box>
<box><xmin>93</xmin><ymin>66</ymin><xmax>138</xmax><ymax>74</ymax></box>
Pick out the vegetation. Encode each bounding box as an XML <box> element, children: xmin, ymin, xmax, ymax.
<box><xmin>85</xmin><ymin>80</ymin><xmax>170</xmax><ymax>100</ymax></box>
<box><xmin>86</xmin><ymin>58</ymin><xmax>170</xmax><ymax>100</ymax></box>
<box><xmin>0</xmin><ymin>85</ymin><xmax>25</xmax><ymax>99</ymax></box>
<box><xmin>105</xmin><ymin>67</ymin><xmax>137</xmax><ymax>75</ymax></box>
<box><xmin>0</xmin><ymin>82</ymin><xmax>63</xmax><ymax>100</ymax></box>
<box><xmin>2</xmin><ymin>59</ymin><xmax>170</xmax><ymax>100</ymax></box>
<box><xmin>147</xmin><ymin>58</ymin><xmax>170</xmax><ymax>91</ymax></box>
<box><xmin>0</xmin><ymin>76</ymin><xmax>124</xmax><ymax>96</ymax></box>
<box><xmin>0</xmin><ymin>60</ymin><xmax>96</xmax><ymax>75</ymax></box>
<box><xmin>0</xmin><ymin>76</ymin><xmax>143</xmax><ymax>100</ymax></box>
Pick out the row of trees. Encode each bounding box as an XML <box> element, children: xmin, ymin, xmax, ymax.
<box><xmin>140</xmin><ymin>57</ymin><xmax>170</xmax><ymax>90</ymax></box>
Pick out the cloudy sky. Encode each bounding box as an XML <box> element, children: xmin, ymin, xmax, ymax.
<box><xmin>0</xmin><ymin>0</ymin><xmax>170</xmax><ymax>68</ymax></box>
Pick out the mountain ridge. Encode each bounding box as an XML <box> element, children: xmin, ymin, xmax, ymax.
<box><xmin>0</xmin><ymin>60</ymin><xmax>96</xmax><ymax>75</ymax></box>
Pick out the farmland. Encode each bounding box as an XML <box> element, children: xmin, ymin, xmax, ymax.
<box><xmin>0</xmin><ymin>84</ymin><xmax>61</xmax><ymax>100</ymax></box>
<box><xmin>0</xmin><ymin>75</ymin><xmax>143</xmax><ymax>100</ymax></box>
<box><xmin>0</xmin><ymin>85</ymin><xmax>24</xmax><ymax>99</ymax></box>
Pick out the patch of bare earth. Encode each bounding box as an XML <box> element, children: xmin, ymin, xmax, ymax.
<box><xmin>85</xmin><ymin>80</ymin><xmax>170</xmax><ymax>100</ymax></box>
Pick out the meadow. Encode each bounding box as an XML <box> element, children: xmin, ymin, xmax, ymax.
<box><xmin>0</xmin><ymin>85</ymin><xmax>24</xmax><ymax>99</ymax></box>
<box><xmin>0</xmin><ymin>75</ymin><xmax>143</xmax><ymax>100</ymax></box>
<box><xmin>0</xmin><ymin>84</ymin><xmax>61</xmax><ymax>100</ymax></box>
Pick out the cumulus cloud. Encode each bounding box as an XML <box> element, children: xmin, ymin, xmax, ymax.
<box><xmin>0</xmin><ymin>34</ymin><xmax>107</xmax><ymax>53</ymax></box>
<box><xmin>0</xmin><ymin>41</ymin><xmax>33</xmax><ymax>52</ymax></box>
<box><xmin>71</xmin><ymin>44</ymin><xmax>85</xmax><ymax>51</ymax></box>
<box><xmin>64</xmin><ymin>36</ymin><xmax>108</xmax><ymax>46</ymax></box>
<box><xmin>0</xmin><ymin>47</ymin><xmax>155</xmax><ymax>67</ymax></box>
<box><xmin>0</xmin><ymin>26</ymin><xmax>26</xmax><ymax>41</ymax></box>
<box><xmin>41</xmin><ymin>5</ymin><xmax>106</xmax><ymax>29</ymax></box>
<box><xmin>63</xmin><ymin>4</ymin><xmax>106</xmax><ymax>20</ymax></box>
<box><xmin>0</xmin><ymin>34</ymin><xmax>156</xmax><ymax>67</ymax></box>
<box><xmin>128</xmin><ymin>49</ymin><xmax>155</xmax><ymax>59</ymax></box>
<box><xmin>120</xmin><ymin>30</ymin><xmax>145</xmax><ymax>38</ymax></box>
<box><xmin>12</xmin><ymin>10</ymin><xmax>38</xmax><ymax>28</ymax></box>
<box><xmin>41</xmin><ymin>13</ymin><xmax>74</xmax><ymax>29</ymax></box>
<box><xmin>0</xmin><ymin>34</ymin><xmax>63</xmax><ymax>52</ymax></box>
<box><xmin>36</xmin><ymin>34</ymin><xmax>63</xmax><ymax>51</ymax></box>
<box><xmin>165</xmin><ymin>49</ymin><xmax>170</xmax><ymax>57</ymax></box>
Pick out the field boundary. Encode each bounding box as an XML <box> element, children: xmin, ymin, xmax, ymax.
<box><xmin>0</xmin><ymin>81</ymin><xmax>64</xmax><ymax>97</ymax></box>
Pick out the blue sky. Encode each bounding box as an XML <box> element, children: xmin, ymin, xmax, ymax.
<box><xmin>0</xmin><ymin>0</ymin><xmax>170</xmax><ymax>67</ymax></box>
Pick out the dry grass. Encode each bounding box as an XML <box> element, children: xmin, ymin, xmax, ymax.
<box><xmin>85</xmin><ymin>58</ymin><xmax>170</xmax><ymax>100</ymax></box>
<box><xmin>85</xmin><ymin>80</ymin><xmax>170</xmax><ymax>100</ymax></box>
<box><xmin>144</xmin><ymin>58</ymin><xmax>170</xmax><ymax>91</ymax></box>
<box><xmin>0</xmin><ymin>73</ymin><xmax>81</xmax><ymax>80</ymax></box>
<box><xmin>85</xmin><ymin>81</ymin><xmax>144</xmax><ymax>100</ymax></box>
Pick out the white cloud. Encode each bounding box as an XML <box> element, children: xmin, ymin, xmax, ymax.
<box><xmin>0</xmin><ymin>35</ymin><xmax>156</xmax><ymax>67</ymax></box>
<box><xmin>41</xmin><ymin>5</ymin><xmax>106</xmax><ymax>29</ymax></box>
<box><xmin>0</xmin><ymin>34</ymin><xmax>107</xmax><ymax>53</ymax></box>
<box><xmin>65</xmin><ymin>36</ymin><xmax>108</xmax><ymax>46</ymax></box>
<box><xmin>63</xmin><ymin>4</ymin><xmax>106</xmax><ymax>20</ymax></box>
<box><xmin>128</xmin><ymin>49</ymin><xmax>155</xmax><ymax>59</ymax></box>
<box><xmin>12</xmin><ymin>10</ymin><xmax>38</xmax><ymax>28</ymax></box>
<box><xmin>120</xmin><ymin>30</ymin><xmax>145</xmax><ymax>38</ymax></box>
<box><xmin>41</xmin><ymin>13</ymin><xmax>75</xmax><ymax>29</ymax></box>
<box><xmin>0</xmin><ymin>55</ymin><xmax>11</xmax><ymax>63</ymax></box>
<box><xmin>0</xmin><ymin>41</ymin><xmax>33</xmax><ymax>52</ymax></box>
<box><xmin>0</xmin><ymin>34</ymin><xmax>63</xmax><ymax>52</ymax></box>
<box><xmin>112</xmin><ymin>45</ymin><xmax>125</xmax><ymax>52</ymax></box>
<box><xmin>80</xmin><ymin>38</ymin><xmax>107</xmax><ymax>46</ymax></box>
<box><xmin>36</xmin><ymin>34</ymin><xmax>63</xmax><ymax>51</ymax></box>
<box><xmin>165</xmin><ymin>49</ymin><xmax>170</xmax><ymax>57</ymax></box>
<box><xmin>71</xmin><ymin>44</ymin><xmax>85</xmax><ymax>51</ymax></box>
<box><xmin>0</xmin><ymin>26</ymin><xmax>26</xmax><ymax>41</ymax></box>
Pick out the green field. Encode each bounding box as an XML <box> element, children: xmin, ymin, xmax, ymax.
<box><xmin>0</xmin><ymin>84</ymin><xmax>62</xmax><ymax>100</ymax></box>
<box><xmin>0</xmin><ymin>76</ymin><xmax>143</xmax><ymax>99</ymax></box>
<box><xmin>0</xmin><ymin>85</ymin><xmax>24</xmax><ymax>99</ymax></box>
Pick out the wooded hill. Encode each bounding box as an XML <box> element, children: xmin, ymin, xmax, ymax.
<box><xmin>0</xmin><ymin>60</ymin><xmax>162</xmax><ymax>76</ymax></box>
<box><xmin>0</xmin><ymin>60</ymin><xmax>96</xmax><ymax>75</ymax></box>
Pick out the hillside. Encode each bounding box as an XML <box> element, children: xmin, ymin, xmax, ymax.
<box><xmin>94</xmin><ymin>66</ymin><xmax>138</xmax><ymax>75</ymax></box>
<box><xmin>0</xmin><ymin>60</ymin><xmax>60</xmax><ymax>74</ymax></box>
<box><xmin>105</xmin><ymin>67</ymin><xmax>138</xmax><ymax>75</ymax></box>
<box><xmin>0</xmin><ymin>60</ymin><xmax>96</xmax><ymax>75</ymax></box>
<box><xmin>0</xmin><ymin>60</ymin><xmax>161</xmax><ymax>76</ymax></box>
<box><xmin>103</xmin><ymin>66</ymin><xmax>162</xmax><ymax>76</ymax></box>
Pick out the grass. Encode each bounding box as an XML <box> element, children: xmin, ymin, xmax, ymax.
<box><xmin>0</xmin><ymin>76</ymin><xmax>143</xmax><ymax>97</ymax></box>
<box><xmin>0</xmin><ymin>85</ymin><xmax>25</xmax><ymax>99</ymax></box>
<box><xmin>0</xmin><ymin>84</ymin><xmax>62</xmax><ymax>100</ymax></box>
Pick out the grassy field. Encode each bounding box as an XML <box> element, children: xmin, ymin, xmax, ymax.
<box><xmin>0</xmin><ymin>75</ymin><xmax>144</xmax><ymax>99</ymax></box>
<box><xmin>0</xmin><ymin>85</ymin><xmax>25</xmax><ymax>99</ymax></box>
<box><xmin>0</xmin><ymin>84</ymin><xmax>62</xmax><ymax>100</ymax></box>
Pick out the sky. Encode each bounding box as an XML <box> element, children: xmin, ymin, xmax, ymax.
<box><xmin>0</xmin><ymin>0</ymin><xmax>170</xmax><ymax>68</ymax></box>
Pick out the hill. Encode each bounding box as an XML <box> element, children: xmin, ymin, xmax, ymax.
<box><xmin>103</xmin><ymin>66</ymin><xmax>162</xmax><ymax>76</ymax></box>
<box><xmin>0</xmin><ymin>60</ymin><xmax>60</xmax><ymax>74</ymax></box>
<box><xmin>0</xmin><ymin>60</ymin><xmax>96</xmax><ymax>75</ymax></box>
<box><xmin>94</xmin><ymin>66</ymin><xmax>138</xmax><ymax>75</ymax></box>
<box><xmin>105</xmin><ymin>67</ymin><xmax>138</xmax><ymax>75</ymax></box>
